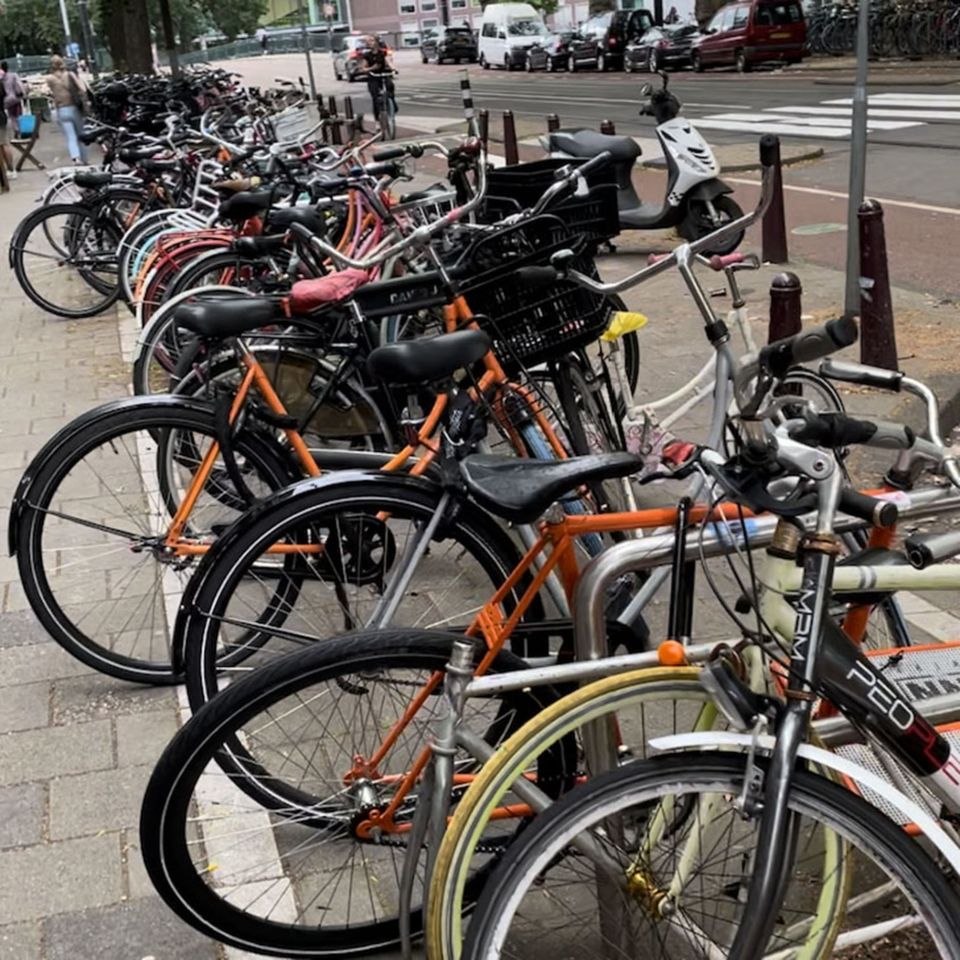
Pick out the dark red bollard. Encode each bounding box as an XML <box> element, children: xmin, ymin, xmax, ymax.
<box><xmin>859</xmin><ymin>199</ymin><xmax>899</xmax><ymax>370</ymax></box>
<box><xmin>503</xmin><ymin>110</ymin><xmax>519</xmax><ymax>166</ymax></box>
<box><xmin>344</xmin><ymin>96</ymin><xmax>355</xmax><ymax>140</ymax></box>
<box><xmin>769</xmin><ymin>272</ymin><xmax>802</xmax><ymax>395</ymax></box>
<box><xmin>327</xmin><ymin>95</ymin><xmax>342</xmax><ymax>145</ymax></box>
<box><xmin>479</xmin><ymin>108</ymin><xmax>489</xmax><ymax>152</ymax></box>
<box><xmin>600</xmin><ymin>119</ymin><xmax>616</xmax><ymax>135</ymax></box>
<box><xmin>768</xmin><ymin>272</ymin><xmax>802</xmax><ymax>343</ymax></box>
<box><xmin>761</xmin><ymin>137</ymin><xmax>788</xmax><ymax>264</ymax></box>
<box><xmin>547</xmin><ymin>113</ymin><xmax>560</xmax><ymax>132</ymax></box>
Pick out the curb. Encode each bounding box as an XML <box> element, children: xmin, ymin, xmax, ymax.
<box><xmin>813</xmin><ymin>76</ymin><xmax>960</xmax><ymax>87</ymax></box>
<box><xmin>642</xmin><ymin>145</ymin><xmax>824</xmax><ymax>173</ymax></box>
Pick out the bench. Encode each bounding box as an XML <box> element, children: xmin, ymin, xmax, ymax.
<box><xmin>11</xmin><ymin>114</ymin><xmax>45</xmax><ymax>172</ymax></box>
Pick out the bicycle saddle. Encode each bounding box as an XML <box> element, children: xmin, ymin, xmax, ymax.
<box><xmin>367</xmin><ymin>330</ymin><xmax>491</xmax><ymax>385</ymax></box>
<box><xmin>218</xmin><ymin>191</ymin><xmax>274</xmax><ymax>224</ymax></box>
<box><xmin>73</xmin><ymin>171</ymin><xmax>113</xmax><ymax>189</ymax></box>
<box><xmin>173</xmin><ymin>297</ymin><xmax>280</xmax><ymax>340</ymax></box>
<box><xmin>266</xmin><ymin>205</ymin><xmax>327</xmax><ymax>235</ymax></box>
<box><xmin>460</xmin><ymin>452</ymin><xmax>642</xmax><ymax>524</ymax></box>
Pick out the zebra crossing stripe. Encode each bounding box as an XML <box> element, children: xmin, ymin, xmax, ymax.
<box><xmin>825</xmin><ymin>94</ymin><xmax>960</xmax><ymax>108</ymax></box>
<box><xmin>692</xmin><ymin>117</ymin><xmax>854</xmax><ymax>138</ymax></box>
<box><xmin>806</xmin><ymin>104</ymin><xmax>960</xmax><ymax>122</ymax></box>
<box><xmin>709</xmin><ymin>111</ymin><xmax>922</xmax><ymax>131</ymax></box>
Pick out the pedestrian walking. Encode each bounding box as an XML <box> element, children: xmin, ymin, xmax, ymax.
<box><xmin>0</xmin><ymin>97</ymin><xmax>15</xmax><ymax>181</ymax></box>
<box><xmin>45</xmin><ymin>55</ymin><xmax>88</xmax><ymax>164</ymax></box>
<box><xmin>2</xmin><ymin>60</ymin><xmax>26</xmax><ymax>137</ymax></box>
<box><xmin>256</xmin><ymin>26</ymin><xmax>269</xmax><ymax>55</ymax></box>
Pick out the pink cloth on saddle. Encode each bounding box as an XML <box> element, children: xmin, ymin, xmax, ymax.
<box><xmin>289</xmin><ymin>268</ymin><xmax>369</xmax><ymax>313</ymax></box>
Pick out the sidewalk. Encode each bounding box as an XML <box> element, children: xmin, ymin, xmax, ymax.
<box><xmin>2</xmin><ymin>118</ymin><xmax>960</xmax><ymax>960</ymax></box>
<box><xmin>0</xmin><ymin>139</ymin><xmax>218</xmax><ymax>960</ymax></box>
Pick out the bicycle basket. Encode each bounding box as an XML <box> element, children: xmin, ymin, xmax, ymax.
<box><xmin>457</xmin><ymin>216</ymin><xmax>611</xmax><ymax>369</ymax></box>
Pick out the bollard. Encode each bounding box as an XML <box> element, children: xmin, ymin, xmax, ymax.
<box><xmin>859</xmin><ymin>199</ymin><xmax>899</xmax><ymax>370</ymax></box>
<box><xmin>547</xmin><ymin>112</ymin><xmax>560</xmax><ymax>132</ymax></box>
<box><xmin>479</xmin><ymin>108</ymin><xmax>489</xmax><ymax>152</ymax></box>
<box><xmin>344</xmin><ymin>96</ymin><xmax>355</xmax><ymax>140</ymax></box>
<box><xmin>761</xmin><ymin>136</ymin><xmax>788</xmax><ymax>264</ymax></box>
<box><xmin>502</xmin><ymin>110</ymin><xmax>519</xmax><ymax>166</ymax></box>
<box><xmin>600</xmin><ymin>119</ymin><xmax>616</xmax><ymax>135</ymax></box>
<box><xmin>768</xmin><ymin>272</ymin><xmax>802</xmax><ymax>344</ymax></box>
<box><xmin>327</xmin><ymin>95</ymin><xmax>342</xmax><ymax>145</ymax></box>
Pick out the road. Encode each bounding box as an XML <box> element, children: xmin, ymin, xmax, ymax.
<box><xmin>229</xmin><ymin>50</ymin><xmax>960</xmax><ymax>297</ymax></box>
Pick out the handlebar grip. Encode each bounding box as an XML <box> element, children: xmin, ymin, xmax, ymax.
<box><xmin>819</xmin><ymin>359</ymin><xmax>904</xmax><ymax>392</ymax></box>
<box><xmin>863</xmin><ymin>420</ymin><xmax>915</xmax><ymax>450</ymax></box>
<box><xmin>709</xmin><ymin>253</ymin><xmax>745</xmax><ymax>271</ymax></box>
<box><xmin>514</xmin><ymin>266</ymin><xmax>559</xmax><ymax>287</ymax></box>
<box><xmin>759</xmin><ymin>313</ymin><xmax>859</xmax><ymax>378</ymax></box>
<box><xmin>362</xmin><ymin>160</ymin><xmax>402</xmax><ymax>178</ymax></box>
<box><xmin>759</xmin><ymin>134</ymin><xmax>779</xmax><ymax>168</ymax></box>
<box><xmin>372</xmin><ymin>146</ymin><xmax>407</xmax><ymax>161</ymax></box>
<box><xmin>839</xmin><ymin>489</ymin><xmax>898</xmax><ymax>528</ymax></box>
<box><xmin>789</xmin><ymin>412</ymin><xmax>914</xmax><ymax>451</ymax></box>
<box><xmin>574</xmin><ymin>150</ymin><xmax>613</xmax><ymax>178</ymax></box>
<box><xmin>905</xmin><ymin>530</ymin><xmax>960</xmax><ymax>569</ymax></box>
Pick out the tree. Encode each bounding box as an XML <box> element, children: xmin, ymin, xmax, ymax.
<box><xmin>0</xmin><ymin>0</ymin><xmax>74</xmax><ymax>55</ymax></box>
<box><xmin>94</xmin><ymin>0</ymin><xmax>154</xmax><ymax>71</ymax></box>
<box><xmin>203</xmin><ymin>0</ymin><xmax>266</xmax><ymax>40</ymax></box>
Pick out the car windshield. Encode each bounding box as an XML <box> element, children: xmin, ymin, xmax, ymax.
<box><xmin>508</xmin><ymin>19</ymin><xmax>547</xmax><ymax>35</ymax></box>
<box><xmin>445</xmin><ymin>27</ymin><xmax>473</xmax><ymax>36</ymax></box>
<box><xmin>756</xmin><ymin>1</ymin><xmax>803</xmax><ymax>23</ymax></box>
<box><xmin>642</xmin><ymin>27</ymin><xmax>665</xmax><ymax>40</ymax></box>
<box><xmin>666</xmin><ymin>23</ymin><xmax>698</xmax><ymax>36</ymax></box>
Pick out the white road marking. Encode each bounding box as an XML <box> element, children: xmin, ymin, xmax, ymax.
<box><xmin>769</xmin><ymin>104</ymin><xmax>960</xmax><ymax>122</ymax></box>
<box><xmin>705</xmin><ymin>112</ymin><xmax>922</xmax><ymax>131</ymax></box>
<box><xmin>725</xmin><ymin>177</ymin><xmax>960</xmax><ymax>216</ymax></box>
<box><xmin>693</xmin><ymin>117</ymin><xmax>853</xmax><ymax>138</ymax></box>
<box><xmin>825</xmin><ymin>94</ymin><xmax>960</xmax><ymax>108</ymax></box>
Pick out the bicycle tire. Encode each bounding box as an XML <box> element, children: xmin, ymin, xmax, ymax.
<box><xmin>140</xmin><ymin>628</ymin><xmax>571</xmax><ymax>957</ymax></box>
<box><xmin>178</xmin><ymin>472</ymin><xmax>545</xmax><ymax>710</ymax></box>
<box><xmin>428</xmin><ymin>666</ymin><xmax>714</xmax><ymax>960</ymax></box>
<box><xmin>13</xmin><ymin>398</ymin><xmax>296</xmax><ymax>683</ymax></box>
<box><xmin>462</xmin><ymin>752</ymin><xmax>960</xmax><ymax>960</ymax></box>
<box><xmin>11</xmin><ymin>203</ymin><xmax>123</xmax><ymax>318</ymax></box>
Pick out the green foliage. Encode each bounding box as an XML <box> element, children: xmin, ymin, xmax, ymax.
<box><xmin>0</xmin><ymin>0</ymin><xmax>78</xmax><ymax>55</ymax></box>
<box><xmin>524</xmin><ymin>0</ymin><xmax>559</xmax><ymax>15</ymax></box>
<box><xmin>203</xmin><ymin>0</ymin><xmax>267</xmax><ymax>40</ymax></box>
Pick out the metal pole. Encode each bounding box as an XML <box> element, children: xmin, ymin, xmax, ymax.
<box><xmin>76</xmin><ymin>0</ymin><xmax>99</xmax><ymax>78</ymax></box>
<box><xmin>57</xmin><ymin>0</ymin><xmax>73</xmax><ymax>55</ymax></box>
<box><xmin>299</xmin><ymin>0</ymin><xmax>318</xmax><ymax>102</ymax></box>
<box><xmin>844</xmin><ymin>0</ymin><xmax>870</xmax><ymax>315</ymax></box>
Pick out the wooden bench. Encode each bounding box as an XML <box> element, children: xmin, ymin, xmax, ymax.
<box><xmin>11</xmin><ymin>114</ymin><xmax>45</xmax><ymax>172</ymax></box>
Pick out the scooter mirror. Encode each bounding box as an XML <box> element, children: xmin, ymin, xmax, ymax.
<box><xmin>639</xmin><ymin>82</ymin><xmax>653</xmax><ymax>96</ymax></box>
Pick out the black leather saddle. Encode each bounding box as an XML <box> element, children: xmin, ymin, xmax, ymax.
<box><xmin>73</xmin><ymin>171</ymin><xmax>113</xmax><ymax>189</ymax></box>
<box><xmin>367</xmin><ymin>330</ymin><xmax>491</xmax><ymax>385</ymax></box>
<box><xmin>460</xmin><ymin>452</ymin><xmax>642</xmax><ymax>524</ymax></box>
<box><xmin>266</xmin><ymin>205</ymin><xmax>327</xmax><ymax>235</ymax></box>
<box><xmin>545</xmin><ymin>130</ymin><xmax>641</xmax><ymax>163</ymax></box>
<box><xmin>173</xmin><ymin>297</ymin><xmax>280</xmax><ymax>340</ymax></box>
<box><xmin>218</xmin><ymin>191</ymin><xmax>274</xmax><ymax>224</ymax></box>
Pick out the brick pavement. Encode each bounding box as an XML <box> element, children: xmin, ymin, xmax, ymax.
<box><xmin>3</xmin><ymin>119</ymin><xmax>960</xmax><ymax>960</ymax></box>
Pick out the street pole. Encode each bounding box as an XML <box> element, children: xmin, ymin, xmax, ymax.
<box><xmin>299</xmin><ymin>0</ymin><xmax>318</xmax><ymax>102</ymax></box>
<box><xmin>76</xmin><ymin>0</ymin><xmax>99</xmax><ymax>79</ymax></box>
<box><xmin>844</xmin><ymin>0</ymin><xmax>870</xmax><ymax>315</ymax></box>
<box><xmin>56</xmin><ymin>0</ymin><xmax>73</xmax><ymax>55</ymax></box>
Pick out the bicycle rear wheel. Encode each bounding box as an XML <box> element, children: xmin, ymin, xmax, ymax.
<box><xmin>462</xmin><ymin>752</ymin><xmax>960</xmax><ymax>960</ymax></box>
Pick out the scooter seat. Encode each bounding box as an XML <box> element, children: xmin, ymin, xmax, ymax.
<box><xmin>546</xmin><ymin>130</ymin><xmax>641</xmax><ymax>164</ymax></box>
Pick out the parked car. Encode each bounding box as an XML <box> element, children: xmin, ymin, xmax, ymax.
<box><xmin>478</xmin><ymin>2</ymin><xmax>551</xmax><ymax>69</ymax></box>
<box><xmin>624</xmin><ymin>23</ymin><xmax>700</xmax><ymax>71</ymax></box>
<box><xmin>691</xmin><ymin>0</ymin><xmax>806</xmax><ymax>72</ymax></box>
<box><xmin>578</xmin><ymin>8</ymin><xmax>655</xmax><ymax>70</ymax></box>
<box><xmin>421</xmin><ymin>25</ymin><xmax>478</xmax><ymax>63</ymax></box>
<box><xmin>332</xmin><ymin>35</ymin><xmax>367</xmax><ymax>82</ymax></box>
<box><xmin>524</xmin><ymin>31</ymin><xmax>600</xmax><ymax>71</ymax></box>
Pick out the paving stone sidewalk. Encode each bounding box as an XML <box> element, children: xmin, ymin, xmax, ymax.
<box><xmin>3</xmin><ymin>128</ymin><xmax>960</xmax><ymax>960</ymax></box>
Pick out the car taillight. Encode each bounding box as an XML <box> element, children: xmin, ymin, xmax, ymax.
<box><xmin>608</xmin><ymin>36</ymin><xmax>616</xmax><ymax>45</ymax></box>
<box><xmin>349</xmin><ymin>50</ymin><xmax>361</xmax><ymax>58</ymax></box>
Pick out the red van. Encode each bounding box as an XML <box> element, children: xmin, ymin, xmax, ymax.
<box><xmin>691</xmin><ymin>0</ymin><xmax>806</xmax><ymax>72</ymax></box>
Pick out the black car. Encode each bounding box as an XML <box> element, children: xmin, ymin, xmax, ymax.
<box><xmin>524</xmin><ymin>31</ymin><xmax>600</xmax><ymax>71</ymax></box>
<box><xmin>578</xmin><ymin>8</ymin><xmax>655</xmax><ymax>70</ymax></box>
<box><xmin>624</xmin><ymin>23</ymin><xmax>700</xmax><ymax>72</ymax></box>
<box><xmin>420</xmin><ymin>26</ymin><xmax>478</xmax><ymax>64</ymax></box>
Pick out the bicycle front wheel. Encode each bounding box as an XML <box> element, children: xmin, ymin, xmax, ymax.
<box><xmin>462</xmin><ymin>751</ymin><xmax>960</xmax><ymax>960</ymax></box>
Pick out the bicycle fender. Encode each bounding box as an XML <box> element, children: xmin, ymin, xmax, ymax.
<box><xmin>685</xmin><ymin>178</ymin><xmax>735</xmax><ymax>203</ymax></box>
<box><xmin>8</xmin><ymin>395</ymin><xmax>222</xmax><ymax>556</ymax></box>
<box><xmin>649</xmin><ymin>731</ymin><xmax>960</xmax><ymax>874</ymax></box>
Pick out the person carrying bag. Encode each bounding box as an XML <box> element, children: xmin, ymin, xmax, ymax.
<box><xmin>45</xmin><ymin>55</ymin><xmax>88</xmax><ymax>164</ymax></box>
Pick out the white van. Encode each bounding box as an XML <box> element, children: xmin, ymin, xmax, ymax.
<box><xmin>478</xmin><ymin>3</ymin><xmax>550</xmax><ymax>70</ymax></box>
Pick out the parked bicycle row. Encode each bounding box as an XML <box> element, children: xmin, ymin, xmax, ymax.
<box><xmin>10</xmin><ymin>68</ymin><xmax>960</xmax><ymax>960</ymax></box>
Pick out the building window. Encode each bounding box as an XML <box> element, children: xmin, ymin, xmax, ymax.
<box><xmin>451</xmin><ymin>0</ymin><xmax>467</xmax><ymax>10</ymax></box>
<box><xmin>398</xmin><ymin>0</ymin><xmax>416</xmax><ymax>15</ymax></box>
<box><xmin>401</xmin><ymin>29</ymin><xmax>421</xmax><ymax>44</ymax></box>
<box><xmin>421</xmin><ymin>17</ymin><xmax>439</xmax><ymax>27</ymax></box>
<box><xmin>420</xmin><ymin>0</ymin><xmax>437</xmax><ymax>11</ymax></box>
